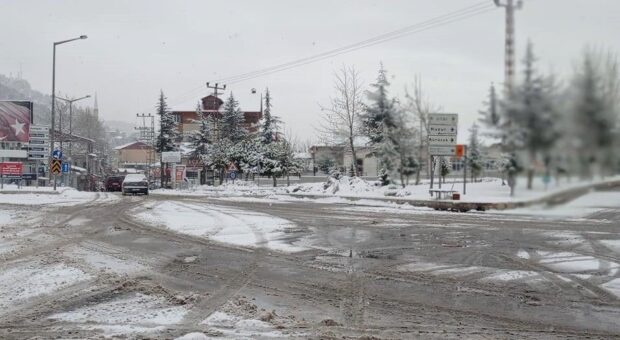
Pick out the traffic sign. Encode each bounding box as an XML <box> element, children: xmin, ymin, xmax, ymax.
<box><xmin>50</xmin><ymin>159</ymin><xmax>62</xmax><ymax>175</ymax></box>
<box><xmin>62</xmin><ymin>162</ymin><xmax>70</xmax><ymax>173</ymax></box>
<box><xmin>455</xmin><ymin>144</ymin><xmax>465</xmax><ymax>158</ymax></box>
<box><xmin>226</xmin><ymin>162</ymin><xmax>239</xmax><ymax>172</ymax></box>
<box><xmin>428</xmin><ymin>135</ymin><xmax>456</xmax><ymax>146</ymax></box>
<box><xmin>428</xmin><ymin>113</ymin><xmax>458</xmax><ymax>125</ymax></box>
<box><xmin>429</xmin><ymin>124</ymin><xmax>457</xmax><ymax>135</ymax></box>
<box><xmin>428</xmin><ymin>146</ymin><xmax>456</xmax><ymax>156</ymax></box>
<box><xmin>52</xmin><ymin>149</ymin><xmax>63</xmax><ymax>160</ymax></box>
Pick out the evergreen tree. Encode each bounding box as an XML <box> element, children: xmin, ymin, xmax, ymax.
<box><xmin>261</xmin><ymin>88</ymin><xmax>276</xmax><ymax>144</ymax></box>
<box><xmin>468</xmin><ymin>123</ymin><xmax>484</xmax><ymax>182</ymax></box>
<box><xmin>155</xmin><ymin>90</ymin><xmax>178</xmax><ymax>187</ymax></box>
<box><xmin>501</xmin><ymin>42</ymin><xmax>559</xmax><ymax>189</ymax></box>
<box><xmin>478</xmin><ymin>83</ymin><xmax>501</xmax><ymax>138</ymax></box>
<box><xmin>221</xmin><ymin>93</ymin><xmax>247</xmax><ymax>143</ymax></box>
<box><xmin>189</xmin><ymin>102</ymin><xmax>210</xmax><ymax>183</ymax></box>
<box><xmin>190</xmin><ymin>102</ymin><xmax>210</xmax><ymax>157</ymax></box>
<box><xmin>571</xmin><ymin>50</ymin><xmax>619</xmax><ymax>178</ymax></box>
<box><xmin>439</xmin><ymin>157</ymin><xmax>451</xmax><ymax>183</ymax></box>
<box><xmin>401</xmin><ymin>156</ymin><xmax>419</xmax><ymax>186</ymax></box>
<box><xmin>362</xmin><ymin>63</ymin><xmax>397</xmax><ymax>145</ymax></box>
<box><xmin>363</xmin><ymin>64</ymin><xmax>399</xmax><ymax>174</ymax></box>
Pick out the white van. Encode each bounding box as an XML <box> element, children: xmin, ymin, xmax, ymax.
<box><xmin>122</xmin><ymin>174</ymin><xmax>149</xmax><ymax>195</ymax></box>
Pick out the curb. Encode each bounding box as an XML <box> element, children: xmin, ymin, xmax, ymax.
<box><xmin>286</xmin><ymin>179</ymin><xmax>620</xmax><ymax>212</ymax></box>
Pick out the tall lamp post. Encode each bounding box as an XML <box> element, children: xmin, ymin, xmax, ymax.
<box><xmin>50</xmin><ymin>35</ymin><xmax>87</xmax><ymax>190</ymax></box>
<box><xmin>57</xmin><ymin>95</ymin><xmax>90</xmax><ymax>186</ymax></box>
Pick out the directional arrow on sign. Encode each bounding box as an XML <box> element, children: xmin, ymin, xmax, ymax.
<box><xmin>428</xmin><ymin>135</ymin><xmax>456</xmax><ymax>146</ymax></box>
<box><xmin>429</xmin><ymin>124</ymin><xmax>457</xmax><ymax>135</ymax></box>
<box><xmin>50</xmin><ymin>159</ymin><xmax>62</xmax><ymax>175</ymax></box>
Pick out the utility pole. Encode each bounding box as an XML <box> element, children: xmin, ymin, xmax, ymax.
<box><xmin>136</xmin><ymin>113</ymin><xmax>155</xmax><ymax>185</ymax></box>
<box><xmin>494</xmin><ymin>0</ymin><xmax>523</xmax><ymax>94</ymax></box>
<box><xmin>206</xmin><ymin>82</ymin><xmax>226</xmax><ymax>185</ymax></box>
<box><xmin>206</xmin><ymin>82</ymin><xmax>226</xmax><ymax>99</ymax></box>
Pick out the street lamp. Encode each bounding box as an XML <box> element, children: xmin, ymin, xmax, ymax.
<box><xmin>56</xmin><ymin>94</ymin><xmax>90</xmax><ymax>186</ymax></box>
<box><xmin>50</xmin><ymin>35</ymin><xmax>87</xmax><ymax>190</ymax></box>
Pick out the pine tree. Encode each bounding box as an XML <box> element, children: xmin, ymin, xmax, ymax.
<box><xmin>468</xmin><ymin>123</ymin><xmax>484</xmax><ymax>182</ymax></box>
<box><xmin>439</xmin><ymin>157</ymin><xmax>451</xmax><ymax>183</ymax></box>
<box><xmin>363</xmin><ymin>64</ymin><xmax>399</xmax><ymax>174</ymax></box>
<box><xmin>155</xmin><ymin>90</ymin><xmax>178</xmax><ymax>187</ymax></box>
<box><xmin>261</xmin><ymin>88</ymin><xmax>276</xmax><ymax>144</ymax></box>
<box><xmin>501</xmin><ymin>42</ymin><xmax>559</xmax><ymax>189</ymax></box>
<box><xmin>190</xmin><ymin>102</ymin><xmax>210</xmax><ymax>157</ymax></box>
<box><xmin>571</xmin><ymin>50</ymin><xmax>618</xmax><ymax>178</ymax></box>
<box><xmin>478</xmin><ymin>83</ymin><xmax>501</xmax><ymax>137</ymax></box>
<box><xmin>363</xmin><ymin>63</ymin><xmax>397</xmax><ymax>145</ymax></box>
<box><xmin>221</xmin><ymin>93</ymin><xmax>247</xmax><ymax>143</ymax></box>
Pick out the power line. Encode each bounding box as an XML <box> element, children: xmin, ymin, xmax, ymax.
<box><xmin>226</xmin><ymin>5</ymin><xmax>496</xmax><ymax>85</ymax></box>
<box><xmin>163</xmin><ymin>1</ymin><xmax>496</xmax><ymax>109</ymax></box>
<box><xmin>219</xmin><ymin>2</ymin><xmax>493</xmax><ymax>84</ymax></box>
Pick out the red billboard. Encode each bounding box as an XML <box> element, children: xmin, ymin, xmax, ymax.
<box><xmin>0</xmin><ymin>162</ymin><xmax>23</xmax><ymax>177</ymax></box>
<box><xmin>0</xmin><ymin>101</ymin><xmax>32</xmax><ymax>142</ymax></box>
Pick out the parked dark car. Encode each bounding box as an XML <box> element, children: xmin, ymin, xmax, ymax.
<box><xmin>105</xmin><ymin>175</ymin><xmax>125</xmax><ymax>192</ymax></box>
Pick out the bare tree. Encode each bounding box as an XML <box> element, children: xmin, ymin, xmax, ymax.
<box><xmin>405</xmin><ymin>75</ymin><xmax>442</xmax><ymax>185</ymax></box>
<box><xmin>318</xmin><ymin>65</ymin><xmax>364</xmax><ymax>176</ymax></box>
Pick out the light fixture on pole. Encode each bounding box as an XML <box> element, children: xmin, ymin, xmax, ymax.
<box><xmin>56</xmin><ymin>95</ymin><xmax>90</xmax><ymax>160</ymax></box>
<box><xmin>50</xmin><ymin>34</ymin><xmax>87</xmax><ymax>190</ymax></box>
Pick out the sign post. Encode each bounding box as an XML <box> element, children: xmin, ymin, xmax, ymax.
<box><xmin>427</xmin><ymin>113</ymin><xmax>458</xmax><ymax>191</ymax></box>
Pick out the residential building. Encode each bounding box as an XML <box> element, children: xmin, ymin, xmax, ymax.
<box><xmin>171</xmin><ymin>94</ymin><xmax>262</xmax><ymax>141</ymax></box>
<box><xmin>113</xmin><ymin>141</ymin><xmax>156</xmax><ymax>171</ymax></box>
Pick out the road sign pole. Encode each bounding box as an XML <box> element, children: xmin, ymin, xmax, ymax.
<box><xmin>463</xmin><ymin>145</ymin><xmax>467</xmax><ymax>195</ymax></box>
<box><xmin>429</xmin><ymin>155</ymin><xmax>434</xmax><ymax>191</ymax></box>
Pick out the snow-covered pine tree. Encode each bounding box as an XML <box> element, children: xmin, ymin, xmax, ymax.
<box><xmin>400</xmin><ymin>156</ymin><xmax>419</xmax><ymax>186</ymax></box>
<box><xmin>501</xmin><ymin>42</ymin><xmax>559</xmax><ymax>189</ymax></box>
<box><xmin>571</xmin><ymin>50</ymin><xmax>619</xmax><ymax>178</ymax></box>
<box><xmin>468</xmin><ymin>123</ymin><xmax>484</xmax><ymax>182</ymax></box>
<box><xmin>155</xmin><ymin>90</ymin><xmax>179</xmax><ymax>187</ymax></box>
<box><xmin>189</xmin><ymin>102</ymin><xmax>211</xmax><ymax>183</ymax></box>
<box><xmin>478</xmin><ymin>83</ymin><xmax>501</xmax><ymax>136</ymax></box>
<box><xmin>261</xmin><ymin>88</ymin><xmax>276</xmax><ymax>144</ymax></box>
<box><xmin>362</xmin><ymin>63</ymin><xmax>397</xmax><ymax>145</ymax></box>
<box><xmin>363</xmin><ymin>64</ymin><xmax>399</xmax><ymax>175</ymax></box>
<box><xmin>221</xmin><ymin>93</ymin><xmax>247</xmax><ymax>144</ymax></box>
<box><xmin>190</xmin><ymin>102</ymin><xmax>210</xmax><ymax>157</ymax></box>
<box><xmin>439</xmin><ymin>156</ymin><xmax>451</xmax><ymax>184</ymax></box>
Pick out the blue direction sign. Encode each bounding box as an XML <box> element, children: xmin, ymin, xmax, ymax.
<box><xmin>52</xmin><ymin>149</ymin><xmax>63</xmax><ymax>160</ymax></box>
<box><xmin>62</xmin><ymin>162</ymin><xmax>70</xmax><ymax>173</ymax></box>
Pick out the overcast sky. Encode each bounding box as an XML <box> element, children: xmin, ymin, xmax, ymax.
<box><xmin>1</xmin><ymin>0</ymin><xmax>619</xmax><ymax>143</ymax></box>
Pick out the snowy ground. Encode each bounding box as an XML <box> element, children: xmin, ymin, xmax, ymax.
<box><xmin>0</xmin><ymin>185</ymin><xmax>118</xmax><ymax>206</ymax></box>
<box><xmin>1</xmin><ymin>180</ymin><xmax>619</xmax><ymax>338</ymax></box>
<box><xmin>133</xmin><ymin>201</ymin><xmax>308</xmax><ymax>253</ymax></box>
<box><xmin>492</xmin><ymin>191</ymin><xmax>620</xmax><ymax>219</ymax></box>
<box><xmin>153</xmin><ymin>175</ymin><xmax>620</xmax><ymax>205</ymax></box>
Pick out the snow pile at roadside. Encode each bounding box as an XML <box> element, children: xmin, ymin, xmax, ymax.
<box><xmin>134</xmin><ymin>202</ymin><xmax>307</xmax><ymax>252</ymax></box>
<box><xmin>0</xmin><ymin>260</ymin><xmax>92</xmax><ymax>314</ymax></box>
<box><xmin>153</xmin><ymin>175</ymin><xmax>620</xmax><ymax>205</ymax></box>
<box><xmin>0</xmin><ymin>186</ymin><xmax>96</xmax><ymax>206</ymax></box>
<box><xmin>292</xmin><ymin>175</ymin><xmax>379</xmax><ymax>196</ymax></box>
<box><xmin>49</xmin><ymin>292</ymin><xmax>189</xmax><ymax>337</ymax></box>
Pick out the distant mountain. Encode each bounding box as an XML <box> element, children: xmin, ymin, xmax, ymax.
<box><xmin>0</xmin><ymin>74</ymin><xmax>52</xmax><ymax>125</ymax></box>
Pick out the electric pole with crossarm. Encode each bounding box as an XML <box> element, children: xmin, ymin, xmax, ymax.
<box><xmin>494</xmin><ymin>0</ymin><xmax>523</xmax><ymax>94</ymax></box>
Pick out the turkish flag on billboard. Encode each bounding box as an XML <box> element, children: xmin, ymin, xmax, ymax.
<box><xmin>0</xmin><ymin>101</ymin><xmax>32</xmax><ymax>142</ymax></box>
